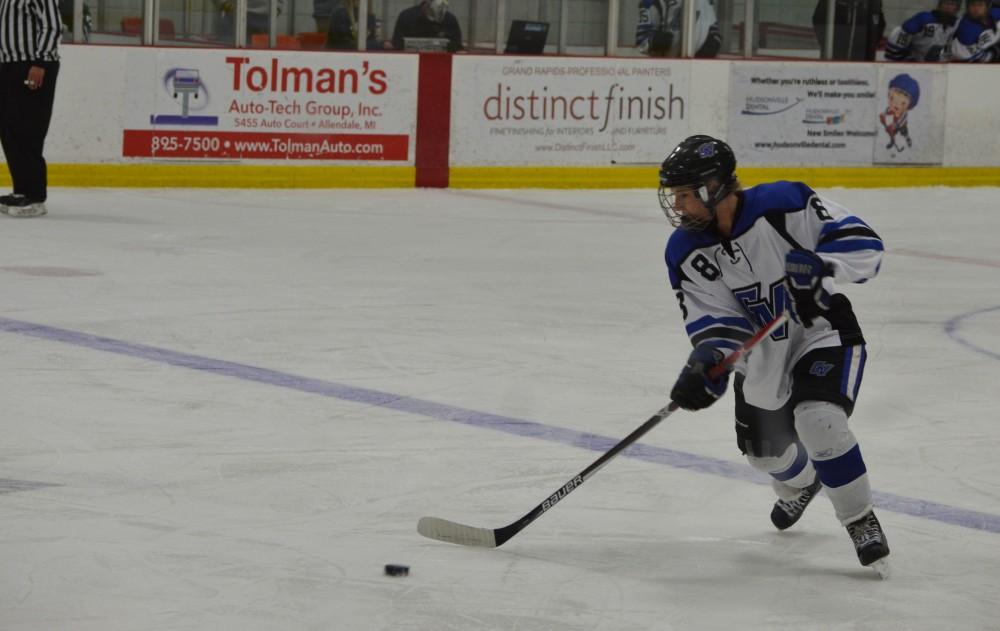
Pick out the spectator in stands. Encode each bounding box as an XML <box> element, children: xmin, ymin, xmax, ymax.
<box><xmin>313</xmin><ymin>0</ymin><xmax>333</xmax><ymax>33</ymax></box>
<box><xmin>951</xmin><ymin>0</ymin><xmax>999</xmax><ymax>61</ymax></box>
<box><xmin>812</xmin><ymin>0</ymin><xmax>886</xmax><ymax>60</ymax></box>
<box><xmin>885</xmin><ymin>0</ymin><xmax>959</xmax><ymax>61</ymax></box>
<box><xmin>217</xmin><ymin>0</ymin><xmax>283</xmax><ymax>44</ymax></box>
<box><xmin>327</xmin><ymin>0</ymin><xmax>392</xmax><ymax>49</ymax></box>
<box><xmin>391</xmin><ymin>0</ymin><xmax>463</xmax><ymax>52</ymax></box>
<box><xmin>635</xmin><ymin>0</ymin><xmax>722</xmax><ymax>58</ymax></box>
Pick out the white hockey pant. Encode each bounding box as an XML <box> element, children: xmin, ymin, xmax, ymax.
<box><xmin>746</xmin><ymin>400</ymin><xmax>873</xmax><ymax>525</ymax></box>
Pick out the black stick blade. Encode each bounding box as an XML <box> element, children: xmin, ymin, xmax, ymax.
<box><xmin>417</xmin><ymin>517</ymin><xmax>498</xmax><ymax>548</ymax></box>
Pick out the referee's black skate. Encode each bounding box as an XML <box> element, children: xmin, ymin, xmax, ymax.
<box><xmin>770</xmin><ymin>476</ymin><xmax>822</xmax><ymax>530</ymax></box>
<box><xmin>0</xmin><ymin>194</ymin><xmax>46</xmax><ymax>218</ymax></box>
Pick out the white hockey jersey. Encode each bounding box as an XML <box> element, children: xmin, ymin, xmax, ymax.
<box><xmin>951</xmin><ymin>11</ymin><xmax>1000</xmax><ymax>61</ymax></box>
<box><xmin>884</xmin><ymin>10</ymin><xmax>958</xmax><ymax>61</ymax></box>
<box><xmin>665</xmin><ymin>181</ymin><xmax>884</xmax><ymax>411</ymax></box>
<box><xmin>636</xmin><ymin>0</ymin><xmax>721</xmax><ymax>57</ymax></box>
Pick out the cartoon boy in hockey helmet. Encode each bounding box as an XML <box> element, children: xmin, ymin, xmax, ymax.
<box><xmin>878</xmin><ymin>73</ymin><xmax>920</xmax><ymax>151</ymax></box>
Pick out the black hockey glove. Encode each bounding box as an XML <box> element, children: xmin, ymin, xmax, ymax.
<box><xmin>784</xmin><ymin>249</ymin><xmax>832</xmax><ymax>327</ymax></box>
<box><xmin>670</xmin><ymin>345</ymin><xmax>729</xmax><ymax>411</ymax></box>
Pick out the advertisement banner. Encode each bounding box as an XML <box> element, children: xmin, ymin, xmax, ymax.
<box><xmin>122</xmin><ymin>50</ymin><xmax>417</xmax><ymax>162</ymax></box>
<box><xmin>450</xmin><ymin>56</ymin><xmax>692</xmax><ymax>166</ymax></box>
<box><xmin>728</xmin><ymin>63</ymin><xmax>878</xmax><ymax>165</ymax></box>
<box><xmin>873</xmin><ymin>65</ymin><xmax>946</xmax><ymax>165</ymax></box>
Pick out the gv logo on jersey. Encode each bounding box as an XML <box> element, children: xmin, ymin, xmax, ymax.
<box><xmin>809</xmin><ymin>361</ymin><xmax>835</xmax><ymax>377</ymax></box>
<box><xmin>733</xmin><ymin>280</ymin><xmax>789</xmax><ymax>341</ymax></box>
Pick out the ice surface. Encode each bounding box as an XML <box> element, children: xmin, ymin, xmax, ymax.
<box><xmin>1</xmin><ymin>186</ymin><xmax>998</xmax><ymax>630</ymax></box>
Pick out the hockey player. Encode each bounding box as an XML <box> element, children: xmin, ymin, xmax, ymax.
<box><xmin>951</xmin><ymin>0</ymin><xmax>999</xmax><ymax>61</ymax></box>
<box><xmin>661</xmin><ymin>135</ymin><xmax>889</xmax><ymax>574</ymax></box>
<box><xmin>636</xmin><ymin>0</ymin><xmax>722</xmax><ymax>58</ymax></box>
<box><xmin>884</xmin><ymin>0</ymin><xmax>960</xmax><ymax>61</ymax></box>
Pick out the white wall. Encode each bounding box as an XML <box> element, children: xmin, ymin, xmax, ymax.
<box><xmin>50</xmin><ymin>46</ymin><xmax>132</xmax><ymax>163</ymax></box>
<box><xmin>942</xmin><ymin>65</ymin><xmax>1000</xmax><ymax>167</ymax></box>
<box><xmin>38</xmin><ymin>45</ymin><xmax>1000</xmax><ymax>167</ymax></box>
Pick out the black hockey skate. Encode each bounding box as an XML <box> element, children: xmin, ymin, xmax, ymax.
<box><xmin>770</xmin><ymin>476</ymin><xmax>822</xmax><ymax>530</ymax></box>
<box><xmin>0</xmin><ymin>194</ymin><xmax>46</xmax><ymax>218</ymax></box>
<box><xmin>847</xmin><ymin>510</ymin><xmax>890</xmax><ymax>567</ymax></box>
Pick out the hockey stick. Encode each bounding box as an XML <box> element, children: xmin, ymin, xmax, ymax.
<box><xmin>417</xmin><ymin>312</ymin><xmax>789</xmax><ymax>548</ymax></box>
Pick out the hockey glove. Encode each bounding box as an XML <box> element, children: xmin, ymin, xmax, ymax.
<box><xmin>784</xmin><ymin>249</ymin><xmax>832</xmax><ymax>327</ymax></box>
<box><xmin>670</xmin><ymin>345</ymin><xmax>729</xmax><ymax>411</ymax></box>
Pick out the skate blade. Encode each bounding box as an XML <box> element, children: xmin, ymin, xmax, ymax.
<box><xmin>869</xmin><ymin>558</ymin><xmax>891</xmax><ymax>580</ymax></box>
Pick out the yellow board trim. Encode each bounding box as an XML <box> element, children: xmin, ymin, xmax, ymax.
<box><xmin>449</xmin><ymin>166</ymin><xmax>1000</xmax><ymax>189</ymax></box>
<box><xmin>3</xmin><ymin>164</ymin><xmax>999</xmax><ymax>189</ymax></box>
<box><xmin>6</xmin><ymin>164</ymin><xmax>416</xmax><ymax>189</ymax></box>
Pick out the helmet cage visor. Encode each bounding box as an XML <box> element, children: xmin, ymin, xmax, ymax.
<box><xmin>658</xmin><ymin>177</ymin><xmax>731</xmax><ymax>231</ymax></box>
<box><xmin>659</xmin><ymin>184</ymin><xmax>708</xmax><ymax>230</ymax></box>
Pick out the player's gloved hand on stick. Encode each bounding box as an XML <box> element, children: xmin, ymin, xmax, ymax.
<box><xmin>784</xmin><ymin>249</ymin><xmax>832</xmax><ymax>327</ymax></box>
<box><xmin>670</xmin><ymin>345</ymin><xmax>729</xmax><ymax>411</ymax></box>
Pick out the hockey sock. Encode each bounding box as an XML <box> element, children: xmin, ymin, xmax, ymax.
<box><xmin>794</xmin><ymin>400</ymin><xmax>873</xmax><ymax>525</ymax></box>
<box><xmin>745</xmin><ymin>441</ymin><xmax>818</xmax><ymax>492</ymax></box>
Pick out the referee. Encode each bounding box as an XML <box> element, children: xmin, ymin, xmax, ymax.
<box><xmin>0</xmin><ymin>0</ymin><xmax>61</xmax><ymax>218</ymax></box>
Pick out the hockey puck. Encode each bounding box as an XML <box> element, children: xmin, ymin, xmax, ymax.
<box><xmin>384</xmin><ymin>564</ymin><xmax>409</xmax><ymax>577</ymax></box>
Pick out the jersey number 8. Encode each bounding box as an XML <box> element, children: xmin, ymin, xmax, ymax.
<box><xmin>691</xmin><ymin>253</ymin><xmax>721</xmax><ymax>281</ymax></box>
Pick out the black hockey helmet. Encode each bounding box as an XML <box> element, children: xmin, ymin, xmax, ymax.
<box><xmin>658</xmin><ymin>134</ymin><xmax>738</xmax><ymax>230</ymax></box>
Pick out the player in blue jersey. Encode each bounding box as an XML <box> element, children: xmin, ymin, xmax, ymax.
<box><xmin>952</xmin><ymin>0</ymin><xmax>999</xmax><ymax>61</ymax></box>
<box><xmin>660</xmin><ymin>135</ymin><xmax>889</xmax><ymax>575</ymax></box>
<box><xmin>884</xmin><ymin>0</ymin><xmax>959</xmax><ymax>61</ymax></box>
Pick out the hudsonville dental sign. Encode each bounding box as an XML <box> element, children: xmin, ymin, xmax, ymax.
<box><xmin>728</xmin><ymin>63</ymin><xmax>880</xmax><ymax>166</ymax></box>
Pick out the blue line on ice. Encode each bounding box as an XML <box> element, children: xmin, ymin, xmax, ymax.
<box><xmin>2</xmin><ymin>315</ymin><xmax>998</xmax><ymax>535</ymax></box>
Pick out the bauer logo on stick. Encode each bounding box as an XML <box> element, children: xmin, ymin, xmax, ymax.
<box><xmin>542</xmin><ymin>475</ymin><xmax>584</xmax><ymax>511</ymax></box>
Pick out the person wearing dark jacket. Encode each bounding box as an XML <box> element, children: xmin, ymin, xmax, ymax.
<box><xmin>812</xmin><ymin>0</ymin><xmax>886</xmax><ymax>60</ymax></box>
<box><xmin>0</xmin><ymin>0</ymin><xmax>61</xmax><ymax>217</ymax></box>
<box><xmin>391</xmin><ymin>0</ymin><xmax>463</xmax><ymax>52</ymax></box>
<box><xmin>327</xmin><ymin>0</ymin><xmax>391</xmax><ymax>49</ymax></box>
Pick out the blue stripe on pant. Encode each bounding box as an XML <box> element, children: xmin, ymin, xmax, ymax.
<box><xmin>812</xmin><ymin>444</ymin><xmax>867</xmax><ymax>488</ymax></box>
